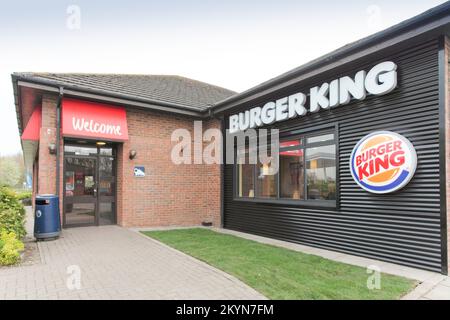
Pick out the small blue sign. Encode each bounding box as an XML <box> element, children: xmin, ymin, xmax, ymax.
<box><xmin>134</xmin><ymin>166</ymin><xmax>145</xmax><ymax>177</ymax></box>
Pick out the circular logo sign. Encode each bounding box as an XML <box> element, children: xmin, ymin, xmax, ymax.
<box><xmin>36</xmin><ymin>210</ymin><xmax>42</xmax><ymax>218</ymax></box>
<box><xmin>350</xmin><ymin>131</ymin><xmax>417</xmax><ymax>194</ymax></box>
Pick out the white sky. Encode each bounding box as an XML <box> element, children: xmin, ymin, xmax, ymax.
<box><xmin>0</xmin><ymin>0</ymin><xmax>446</xmax><ymax>155</ymax></box>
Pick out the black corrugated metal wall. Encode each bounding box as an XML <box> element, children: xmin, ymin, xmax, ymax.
<box><xmin>223</xmin><ymin>38</ymin><xmax>444</xmax><ymax>272</ymax></box>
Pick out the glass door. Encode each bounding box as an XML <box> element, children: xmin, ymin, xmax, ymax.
<box><xmin>63</xmin><ymin>142</ymin><xmax>117</xmax><ymax>227</ymax></box>
<box><xmin>64</xmin><ymin>156</ymin><xmax>97</xmax><ymax>226</ymax></box>
<box><xmin>98</xmin><ymin>148</ymin><xmax>116</xmax><ymax>225</ymax></box>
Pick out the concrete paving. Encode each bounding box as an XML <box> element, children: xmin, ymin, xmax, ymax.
<box><xmin>0</xmin><ymin>208</ymin><xmax>265</xmax><ymax>300</ymax></box>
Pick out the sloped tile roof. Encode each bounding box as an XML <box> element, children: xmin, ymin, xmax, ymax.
<box><xmin>13</xmin><ymin>73</ymin><xmax>236</xmax><ymax>111</ymax></box>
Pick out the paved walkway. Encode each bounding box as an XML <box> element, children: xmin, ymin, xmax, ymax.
<box><xmin>2</xmin><ymin>208</ymin><xmax>449</xmax><ymax>300</ymax></box>
<box><xmin>0</xmin><ymin>209</ymin><xmax>265</xmax><ymax>300</ymax></box>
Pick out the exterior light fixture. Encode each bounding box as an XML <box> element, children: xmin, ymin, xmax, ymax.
<box><xmin>48</xmin><ymin>143</ymin><xmax>56</xmax><ymax>154</ymax></box>
<box><xmin>96</xmin><ymin>141</ymin><xmax>106</xmax><ymax>146</ymax></box>
<box><xmin>129</xmin><ymin>150</ymin><xmax>137</xmax><ymax>160</ymax></box>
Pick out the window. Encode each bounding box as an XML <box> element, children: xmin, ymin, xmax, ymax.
<box><xmin>280</xmin><ymin>140</ymin><xmax>304</xmax><ymax>200</ymax></box>
<box><xmin>237</xmin><ymin>147</ymin><xmax>255</xmax><ymax>198</ymax></box>
<box><xmin>236</xmin><ymin>130</ymin><xmax>336</xmax><ymax>205</ymax></box>
<box><xmin>256</xmin><ymin>157</ymin><xmax>277</xmax><ymax>198</ymax></box>
<box><xmin>64</xmin><ymin>145</ymin><xmax>97</xmax><ymax>156</ymax></box>
<box><xmin>306</xmin><ymin>145</ymin><xmax>336</xmax><ymax>200</ymax></box>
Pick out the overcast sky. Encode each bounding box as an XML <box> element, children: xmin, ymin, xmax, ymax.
<box><xmin>0</xmin><ymin>0</ymin><xmax>446</xmax><ymax>155</ymax></box>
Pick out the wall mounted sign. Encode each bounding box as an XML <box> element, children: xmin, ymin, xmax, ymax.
<box><xmin>228</xmin><ymin>61</ymin><xmax>398</xmax><ymax>133</ymax></box>
<box><xmin>62</xmin><ymin>98</ymin><xmax>129</xmax><ymax>141</ymax></box>
<box><xmin>350</xmin><ymin>131</ymin><xmax>417</xmax><ymax>194</ymax></box>
<box><xmin>134</xmin><ymin>166</ymin><xmax>145</xmax><ymax>177</ymax></box>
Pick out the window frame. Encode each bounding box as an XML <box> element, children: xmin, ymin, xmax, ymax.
<box><xmin>233</xmin><ymin>124</ymin><xmax>339</xmax><ymax>209</ymax></box>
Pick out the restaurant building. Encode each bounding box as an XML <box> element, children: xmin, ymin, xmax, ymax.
<box><xmin>13</xmin><ymin>2</ymin><xmax>450</xmax><ymax>274</ymax></box>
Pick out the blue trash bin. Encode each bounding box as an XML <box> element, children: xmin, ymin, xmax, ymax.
<box><xmin>34</xmin><ymin>194</ymin><xmax>61</xmax><ymax>240</ymax></box>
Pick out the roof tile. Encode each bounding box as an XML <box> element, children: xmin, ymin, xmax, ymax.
<box><xmin>14</xmin><ymin>73</ymin><xmax>236</xmax><ymax>111</ymax></box>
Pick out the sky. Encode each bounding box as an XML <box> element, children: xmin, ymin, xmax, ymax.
<box><xmin>0</xmin><ymin>0</ymin><xmax>446</xmax><ymax>155</ymax></box>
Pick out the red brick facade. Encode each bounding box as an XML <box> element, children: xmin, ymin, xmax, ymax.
<box><xmin>32</xmin><ymin>94</ymin><xmax>221</xmax><ymax>228</ymax></box>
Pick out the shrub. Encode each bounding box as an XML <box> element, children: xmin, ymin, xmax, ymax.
<box><xmin>0</xmin><ymin>187</ymin><xmax>26</xmax><ymax>238</ymax></box>
<box><xmin>17</xmin><ymin>190</ymin><xmax>32</xmax><ymax>206</ymax></box>
<box><xmin>0</xmin><ymin>230</ymin><xmax>24</xmax><ymax>265</ymax></box>
<box><xmin>16</xmin><ymin>191</ymin><xmax>32</xmax><ymax>201</ymax></box>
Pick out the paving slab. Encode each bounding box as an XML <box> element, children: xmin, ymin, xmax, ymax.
<box><xmin>0</xmin><ymin>208</ymin><xmax>265</xmax><ymax>300</ymax></box>
<box><xmin>423</xmin><ymin>285</ymin><xmax>450</xmax><ymax>300</ymax></box>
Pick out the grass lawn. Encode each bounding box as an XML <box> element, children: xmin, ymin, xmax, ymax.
<box><xmin>142</xmin><ymin>228</ymin><xmax>417</xmax><ymax>300</ymax></box>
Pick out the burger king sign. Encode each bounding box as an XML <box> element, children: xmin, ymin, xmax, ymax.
<box><xmin>350</xmin><ymin>131</ymin><xmax>417</xmax><ymax>194</ymax></box>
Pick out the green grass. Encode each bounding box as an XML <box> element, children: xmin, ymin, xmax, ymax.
<box><xmin>142</xmin><ymin>228</ymin><xmax>417</xmax><ymax>300</ymax></box>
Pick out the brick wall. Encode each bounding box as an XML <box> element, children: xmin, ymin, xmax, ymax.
<box><xmin>36</xmin><ymin>94</ymin><xmax>64</xmax><ymax>220</ymax></box>
<box><xmin>117</xmin><ymin>108</ymin><xmax>221</xmax><ymax>227</ymax></box>
<box><xmin>35</xmin><ymin>94</ymin><xmax>221</xmax><ymax>228</ymax></box>
<box><xmin>37</xmin><ymin>95</ymin><xmax>57</xmax><ymax>195</ymax></box>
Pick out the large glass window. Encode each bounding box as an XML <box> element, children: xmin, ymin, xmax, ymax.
<box><xmin>256</xmin><ymin>157</ymin><xmax>277</xmax><ymax>198</ymax></box>
<box><xmin>236</xmin><ymin>130</ymin><xmax>336</xmax><ymax>205</ymax></box>
<box><xmin>237</xmin><ymin>147</ymin><xmax>255</xmax><ymax>198</ymax></box>
<box><xmin>280</xmin><ymin>140</ymin><xmax>304</xmax><ymax>200</ymax></box>
<box><xmin>306</xmin><ymin>145</ymin><xmax>336</xmax><ymax>200</ymax></box>
<box><xmin>238</xmin><ymin>163</ymin><xmax>255</xmax><ymax>198</ymax></box>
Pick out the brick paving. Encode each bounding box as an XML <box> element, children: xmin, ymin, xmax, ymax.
<box><xmin>0</xmin><ymin>213</ymin><xmax>265</xmax><ymax>300</ymax></box>
<box><xmin>2</xmin><ymin>208</ymin><xmax>449</xmax><ymax>300</ymax></box>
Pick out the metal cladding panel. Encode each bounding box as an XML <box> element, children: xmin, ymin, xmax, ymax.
<box><xmin>223</xmin><ymin>39</ymin><xmax>443</xmax><ymax>272</ymax></box>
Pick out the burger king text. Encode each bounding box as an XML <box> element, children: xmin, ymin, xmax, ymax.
<box><xmin>355</xmin><ymin>140</ymin><xmax>404</xmax><ymax>180</ymax></box>
<box><xmin>229</xmin><ymin>61</ymin><xmax>397</xmax><ymax>134</ymax></box>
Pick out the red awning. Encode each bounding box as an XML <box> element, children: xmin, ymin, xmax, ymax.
<box><xmin>21</xmin><ymin>105</ymin><xmax>41</xmax><ymax>176</ymax></box>
<box><xmin>62</xmin><ymin>98</ymin><xmax>129</xmax><ymax>141</ymax></box>
<box><xmin>21</xmin><ymin>105</ymin><xmax>41</xmax><ymax>141</ymax></box>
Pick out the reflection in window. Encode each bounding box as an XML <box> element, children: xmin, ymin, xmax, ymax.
<box><xmin>306</xmin><ymin>133</ymin><xmax>334</xmax><ymax>144</ymax></box>
<box><xmin>99</xmin><ymin>148</ymin><xmax>113</xmax><ymax>156</ymax></box>
<box><xmin>280</xmin><ymin>149</ymin><xmax>304</xmax><ymax>200</ymax></box>
<box><xmin>306</xmin><ymin>145</ymin><xmax>336</xmax><ymax>200</ymax></box>
<box><xmin>256</xmin><ymin>158</ymin><xmax>277</xmax><ymax>198</ymax></box>
<box><xmin>237</xmin><ymin>148</ymin><xmax>255</xmax><ymax>198</ymax></box>
<box><xmin>238</xmin><ymin>163</ymin><xmax>255</xmax><ymax>198</ymax></box>
<box><xmin>64</xmin><ymin>157</ymin><xmax>96</xmax><ymax>196</ymax></box>
<box><xmin>235</xmin><ymin>130</ymin><xmax>336</xmax><ymax>204</ymax></box>
<box><xmin>64</xmin><ymin>145</ymin><xmax>97</xmax><ymax>156</ymax></box>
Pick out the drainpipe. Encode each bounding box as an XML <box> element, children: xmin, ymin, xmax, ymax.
<box><xmin>219</xmin><ymin>116</ymin><xmax>225</xmax><ymax>228</ymax></box>
<box><xmin>208</xmin><ymin>107</ymin><xmax>225</xmax><ymax>228</ymax></box>
<box><xmin>55</xmin><ymin>87</ymin><xmax>64</xmax><ymax>197</ymax></box>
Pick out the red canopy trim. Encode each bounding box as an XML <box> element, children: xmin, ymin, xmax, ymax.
<box><xmin>21</xmin><ymin>105</ymin><xmax>42</xmax><ymax>141</ymax></box>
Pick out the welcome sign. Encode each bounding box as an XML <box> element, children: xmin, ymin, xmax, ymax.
<box><xmin>62</xmin><ymin>98</ymin><xmax>129</xmax><ymax>141</ymax></box>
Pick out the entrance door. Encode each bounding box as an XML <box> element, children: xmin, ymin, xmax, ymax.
<box><xmin>63</xmin><ymin>142</ymin><xmax>116</xmax><ymax>227</ymax></box>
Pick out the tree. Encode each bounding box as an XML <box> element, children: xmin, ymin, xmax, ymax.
<box><xmin>0</xmin><ymin>154</ymin><xmax>24</xmax><ymax>188</ymax></box>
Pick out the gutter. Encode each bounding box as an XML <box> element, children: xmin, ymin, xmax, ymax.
<box><xmin>55</xmin><ymin>87</ymin><xmax>63</xmax><ymax>198</ymax></box>
<box><xmin>12</xmin><ymin>75</ymin><xmax>209</xmax><ymax>119</ymax></box>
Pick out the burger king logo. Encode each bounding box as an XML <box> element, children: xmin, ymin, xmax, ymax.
<box><xmin>350</xmin><ymin>131</ymin><xmax>417</xmax><ymax>194</ymax></box>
